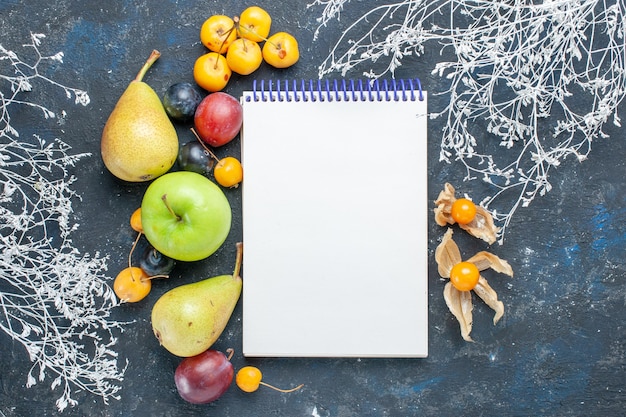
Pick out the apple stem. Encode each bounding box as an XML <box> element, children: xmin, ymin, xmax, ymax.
<box><xmin>161</xmin><ymin>194</ymin><xmax>181</xmax><ymax>221</ymax></box>
<box><xmin>191</xmin><ymin>128</ymin><xmax>221</xmax><ymax>163</ymax></box>
<box><xmin>135</xmin><ymin>50</ymin><xmax>161</xmax><ymax>82</ymax></box>
<box><xmin>233</xmin><ymin>242</ymin><xmax>243</xmax><ymax>279</ymax></box>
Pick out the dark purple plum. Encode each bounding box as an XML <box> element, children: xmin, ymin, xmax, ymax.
<box><xmin>163</xmin><ymin>82</ymin><xmax>203</xmax><ymax>122</ymax></box>
<box><xmin>174</xmin><ymin>349</ymin><xmax>234</xmax><ymax>404</ymax></box>
<box><xmin>177</xmin><ymin>141</ymin><xmax>214</xmax><ymax>175</ymax></box>
<box><xmin>139</xmin><ymin>245</ymin><xmax>176</xmax><ymax>277</ymax></box>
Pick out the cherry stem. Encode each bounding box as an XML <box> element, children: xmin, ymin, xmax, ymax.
<box><xmin>211</xmin><ymin>21</ymin><xmax>237</xmax><ymax>70</ymax></box>
<box><xmin>217</xmin><ymin>23</ymin><xmax>236</xmax><ymax>55</ymax></box>
<box><xmin>135</xmin><ymin>50</ymin><xmax>160</xmax><ymax>82</ymax></box>
<box><xmin>128</xmin><ymin>231</ymin><xmax>142</xmax><ymax>269</ymax></box>
<box><xmin>211</xmin><ymin>51</ymin><xmax>221</xmax><ymax>70</ymax></box>
<box><xmin>233</xmin><ymin>15</ymin><xmax>276</xmax><ymax>48</ymax></box>
<box><xmin>129</xmin><ymin>267</ymin><xmax>142</xmax><ymax>283</ymax></box>
<box><xmin>232</xmin><ymin>17</ymin><xmax>248</xmax><ymax>52</ymax></box>
<box><xmin>191</xmin><ymin>128</ymin><xmax>220</xmax><ymax>163</ymax></box>
<box><xmin>260</xmin><ymin>381</ymin><xmax>304</xmax><ymax>393</ymax></box>
<box><xmin>142</xmin><ymin>274</ymin><xmax>169</xmax><ymax>282</ymax></box>
<box><xmin>161</xmin><ymin>194</ymin><xmax>181</xmax><ymax>221</ymax></box>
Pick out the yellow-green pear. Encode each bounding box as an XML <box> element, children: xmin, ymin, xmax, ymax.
<box><xmin>151</xmin><ymin>243</ymin><xmax>243</xmax><ymax>357</ymax></box>
<box><xmin>101</xmin><ymin>50</ymin><xmax>178</xmax><ymax>182</ymax></box>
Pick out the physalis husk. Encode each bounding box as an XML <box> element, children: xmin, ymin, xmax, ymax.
<box><xmin>435</xmin><ymin>228</ymin><xmax>513</xmax><ymax>342</ymax></box>
<box><xmin>434</xmin><ymin>183</ymin><xmax>499</xmax><ymax>244</ymax></box>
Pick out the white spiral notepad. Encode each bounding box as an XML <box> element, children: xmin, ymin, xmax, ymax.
<box><xmin>241</xmin><ymin>79</ymin><xmax>428</xmax><ymax>358</ymax></box>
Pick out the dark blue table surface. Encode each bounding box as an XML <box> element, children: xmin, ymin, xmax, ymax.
<box><xmin>1</xmin><ymin>1</ymin><xmax>624</xmax><ymax>416</ymax></box>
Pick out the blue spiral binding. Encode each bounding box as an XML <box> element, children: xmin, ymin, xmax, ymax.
<box><xmin>247</xmin><ymin>78</ymin><xmax>424</xmax><ymax>102</ymax></box>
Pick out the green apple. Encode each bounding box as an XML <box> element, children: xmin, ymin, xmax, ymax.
<box><xmin>141</xmin><ymin>171</ymin><xmax>231</xmax><ymax>262</ymax></box>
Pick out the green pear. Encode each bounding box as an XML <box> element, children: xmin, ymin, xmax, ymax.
<box><xmin>151</xmin><ymin>243</ymin><xmax>243</xmax><ymax>357</ymax></box>
<box><xmin>101</xmin><ymin>50</ymin><xmax>178</xmax><ymax>182</ymax></box>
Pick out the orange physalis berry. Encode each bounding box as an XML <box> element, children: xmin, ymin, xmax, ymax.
<box><xmin>449</xmin><ymin>261</ymin><xmax>480</xmax><ymax>291</ymax></box>
<box><xmin>451</xmin><ymin>198</ymin><xmax>477</xmax><ymax>225</ymax></box>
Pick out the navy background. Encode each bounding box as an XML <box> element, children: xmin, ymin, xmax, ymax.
<box><xmin>1</xmin><ymin>1</ymin><xmax>624</xmax><ymax>416</ymax></box>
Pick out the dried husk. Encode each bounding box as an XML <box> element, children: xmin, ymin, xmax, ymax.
<box><xmin>443</xmin><ymin>282</ymin><xmax>474</xmax><ymax>342</ymax></box>
<box><xmin>473</xmin><ymin>276</ymin><xmax>504</xmax><ymax>325</ymax></box>
<box><xmin>435</xmin><ymin>227</ymin><xmax>513</xmax><ymax>341</ymax></box>
<box><xmin>434</xmin><ymin>183</ymin><xmax>500</xmax><ymax>244</ymax></box>
<box><xmin>466</xmin><ymin>251</ymin><xmax>514</xmax><ymax>276</ymax></box>
<box><xmin>434</xmin><ymin>228</ymin><xmax>461</xmax><ymax>277</ymax></box>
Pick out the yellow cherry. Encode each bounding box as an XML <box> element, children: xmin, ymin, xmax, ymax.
<box><xmin>262</xmin><ymin>32</ymin><xmax>299</xmax><ymax>68</ymax></box>
<box><xmin>200</xmin><ymin>15</ymin><xmax>236</xmax><ymax>53</ymax></box>
<box><xmin>238</xmin><ymin>6</ymin><xmax>272</xmax><ymax>42</ymax></box>
<box><xmin>194</xmin><ymin>52</ymin><xmax>232</xmax><ymax>92</ymax></box>
<box><xmin>226</xmin><ymin>38</ymin><xmax>263</xmax><ymax>75</ymax></box>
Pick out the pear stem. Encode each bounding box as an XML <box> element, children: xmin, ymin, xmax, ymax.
<box><xmin>135</xmin><ymin>49</ymin><xmax>161</xmax><ymax>82</ymax></box>
<box><xmin>233</xmin><ymin>242</ymin><xmax>243</xmax><ymax>278</ymax></box>
<box><xmin>161</xmin><ymin>194</ymin><xmax>181</xmax><ymax>221</ymax></box>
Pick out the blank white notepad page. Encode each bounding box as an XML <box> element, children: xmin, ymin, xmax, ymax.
<box><xmin>241</xmin><ymin>83</ymin><xmax>428</xmax><ymax>357</ymax></box>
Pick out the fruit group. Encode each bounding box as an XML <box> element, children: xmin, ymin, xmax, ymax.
<box><xmin>449</xmin><ymin>261</ymin><xmax>480</xmax><ymax>291</ymax></box>
<box><xmin>113</xmin><ymin>266</ymin><xmax>151</xmax><ymax>302</ymax></box>
<box><xmin>175</xmin><ymin>349</ymin><xmax>234</xmax><ymax>404</ymax></box>
<box><xmin>163</xmin><ymin>82</ymin><xmax>203</xmax><ymax>122</ymax></box>
<box><xmin>193</xmin><ymin>7</ymin><xmax>298</xmax><ymax>91</ymax></box>
<box><xmin>451</xmin><ymin>198</ymin><xmax>477</xmax><ymax>225</ymax></box>
<box><xmin>151</xmin><ymin>243</ymin><xmax>243</xmax><ymax>357</ymax></box>
<box><xmin>140</xmin><ymin>171</ymin><xmax>232</xmax><ymax>262</ymax></box>
<box><xmin>262</xmin><ymin>32</ymin><xmax>299</xmax><ymax>68</ymax></box>
<box><xmin>194</xmin><ymin>92</ymin><xmax>243</xmax><ymax>147</ymax></box>
<box><xmin>101</xmin><ymin>50</ymin><xmax>178</xmax><ymax>182</ymax></box>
